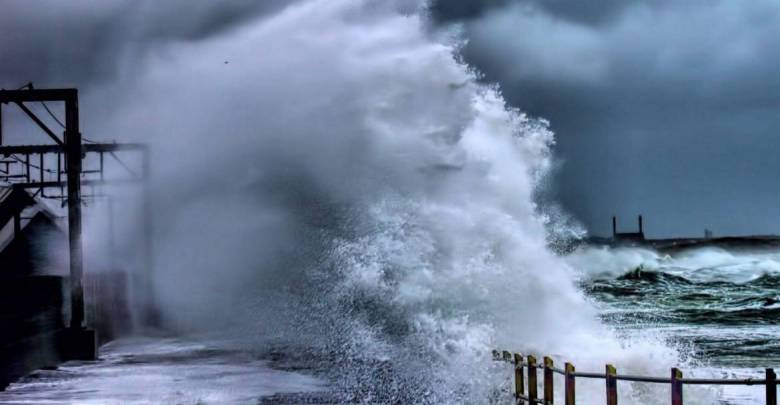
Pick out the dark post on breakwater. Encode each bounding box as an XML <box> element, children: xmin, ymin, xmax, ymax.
<box><xmin>0</xmin><ymin>85</ymin><xmax>148</xmax><ymax>387</ymax></box>
<box><xmin>612</xmin><ymin>215</ymin><xmax>646</xmax><ymax>243</ymax></box>
<box><xmin>593</xmin><ymin>214</ymin><xmax>780</xmax><ymax>251</ymax></box>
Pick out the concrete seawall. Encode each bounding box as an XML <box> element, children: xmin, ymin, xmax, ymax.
<box><xmin>584</xmin><ymin>235</ymin><xmax>780</xmax><ymax>252</ymax></box>
<box><xmin>0</xmin><ymin>276</ymin><xmax>68</xmax><ymax>389</ymax></box>
<box><xmin>0</xmin><ymin>273</ymin><xmax>130</xmax><ymax>389</ymax></box>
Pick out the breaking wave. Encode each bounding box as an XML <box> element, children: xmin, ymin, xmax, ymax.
<box><xmin>88</xmin><ymin>1</ymin><xmax>690</xmax><ymax>403</ymax></box>
<box><xmin>578</xmin><ymin>247</ymin><xmax>780</xmax><ymax>326</ymax></box>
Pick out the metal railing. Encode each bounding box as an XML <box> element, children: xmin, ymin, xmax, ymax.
<box><xmin>493</xmin><ymin>350</ymin><xmax>777</xmax><ymax>405</ymax></box>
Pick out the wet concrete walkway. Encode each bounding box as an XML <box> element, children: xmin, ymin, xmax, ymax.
<box><xmin>0</xmin><ymin>337</ymin><xmax>327</xmax><ymax>404</ymax></box>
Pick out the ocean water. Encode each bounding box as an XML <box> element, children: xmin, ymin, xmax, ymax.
<box><xmin>570</xmin><ymin>246</ymin><xmax>780</xmax><ymax>404</ymax></box>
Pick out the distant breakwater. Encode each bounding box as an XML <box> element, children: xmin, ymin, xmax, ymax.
<box><xmin>582</xmin><ymin>235</ymin><xmax>780</xmax><ymax>252</ymax></box>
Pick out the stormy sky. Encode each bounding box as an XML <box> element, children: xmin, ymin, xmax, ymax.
<box><xmin>433</xmin><ymin>0</ymin><xmax>780</xmax><ymax>238</ymax></box>
<box><xmin>2</xmin><ymin>1</ymin><xmax>779</xmax><ymax>238</ymax></box>
<box><xmin>0</xmin><ymin>1</ymin><xmax>291</xmax><ymax>88</ymax></box>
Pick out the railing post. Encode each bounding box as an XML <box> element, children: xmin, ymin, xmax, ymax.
<box><xmin>671</xmin><ymin>368</ymin><xmax>683</xmax><ymax>405</ymax></box>
<box><xmin>514</xmin><ymin>353</ymin><xmax>525</xmax><ymax>401</ymax></box>
<box><xmin>528</xmin><ymin>355</ymin><xmax>538</xmax><ymax>403</ymax></box>
<box><xmin>493</xmin><ymin>351</ymin><xmax>777</xmax><ymax>405</ymax></box>
<box><xmin>544</xmin><ymin>356</ymin><xmax>554</xmax><ymax>404</ymax></box>
<box><xmin>606</xmin><ymin>364</ymin><xmax>617</xmax><ymax>405</ymax></box>
<box><xmin>564</xmin><ymin>363</ymin><xmax>575</xmax><ymax>405</ymax></box>
<box><xmin>503</xmin><ymin>351</ymin><xmax>512</xmax><ymax>363</ymax></box>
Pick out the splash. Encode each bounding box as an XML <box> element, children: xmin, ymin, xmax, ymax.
<box><xmin>81</xmin><ymin>0</ymin><xmax>689</xmax><ymax>403</ymax></box>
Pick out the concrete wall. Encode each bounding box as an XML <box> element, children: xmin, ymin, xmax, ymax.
<box><xmin>0</xmin><ymin>276</ymin><xmax>67</xmax><ymax>389</ymax></box>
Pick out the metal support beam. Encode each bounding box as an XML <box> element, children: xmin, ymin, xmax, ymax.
<box><xmin>141</xmin><ymin>147</ymin><xmax>157</xmax><ymax>326</ymax></box>
<box><xmin>13</xmin><ymin>102</ymin><xmax>63</xmax><ymax>145</ymax></box>
<box><xmin>0</xmin><ymin>142</ymin><xmax>146</xmax><ymax>155</ymax></box>
<box><xmin>1</xmin><ymin>87</ymin><xmax>148</xmax><ymax>358</ymax></box>
<box><xmin>0</xmin><ymin>88</ymin><xmax>77</xmax><ymax>103</ymax></box>
<box><xmin>65</xmin><ymin>93</ymin><xmax>85</xmax><ymax>329</ymax></box>
<box><xmin>11</xmin><ymin>178</ymin><xmax>140</xmax><ymax>189</ymax></box>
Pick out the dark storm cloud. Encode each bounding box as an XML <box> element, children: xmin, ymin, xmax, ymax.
<box><xmin>0</xmin><ymin>0</ymin><xmax>294</xmax><ymax>89</ymax></box>
<box><xmin>429</xmin><ymin>0</ymin><xmax>512</xmax><ymax>21</ymax></box>
<box><xmin>431</xmin><ymin>0</ymin><xmax>656</xmax><ymax>26</ymax></box>
<box><xmin>4</xmin><ymin>0</ymin><xmax>780</xmax><ymax>238</ymax></box>
<box><xmin>433</xmin><ymin>0</ymin><xmax>780</xmax><ymax>237</ymax></box>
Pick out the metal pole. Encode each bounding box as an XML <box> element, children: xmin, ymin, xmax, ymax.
<box><xmin>57</xmin><ymin>152</ymin><xmax>63</xmax><ymax>198</ymax></box>
<box><xmin>107</xmin><ymin>197</ymin><xmax>115</xmax><ymax>270</ymax></box>
<box><xmin>141</xmin><ymin>146</ymin><xmax>157</xmax><ymax>326</ymax></box>
<box><xmin>65</xmin><ymin>91</ymin><xmax>85</xmax><ymax>329</ymax></box>
<box><xmin>39</xmin><ymin>153</ymin><xmax>44</xmax><ymax>196</ymax></box>
<box><xmin>14</xmin><ymin>213</ymin><xmax>21</xmax><ymax>237</ymax></box>
<box><xmin>612</xmin><ymin>216</ymin><xmax>617</xmax><ymax>238</ymax></box>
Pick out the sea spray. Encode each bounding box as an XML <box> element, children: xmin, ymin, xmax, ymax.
<box><xmin>83</xmin><ymin>0</ymin><xmax>694</xmax><ymax>402</ymax></box>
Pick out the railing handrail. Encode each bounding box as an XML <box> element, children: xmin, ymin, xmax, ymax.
<box><xmin>492</xmin><ymin>349</ymin><xmax>778</xmax><ymax>404</ymax></box>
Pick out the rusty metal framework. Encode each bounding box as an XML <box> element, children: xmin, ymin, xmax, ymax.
<box><xmin>0</xmin><ymin>85</ymin><xmax>149</xmax><ymax>331</ymax></box>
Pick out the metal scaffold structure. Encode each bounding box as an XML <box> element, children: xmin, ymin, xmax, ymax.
<box><xmin>0</xmin><ymin>84</ymin><xmax>150</xmax><ymax>359</ymax></box>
